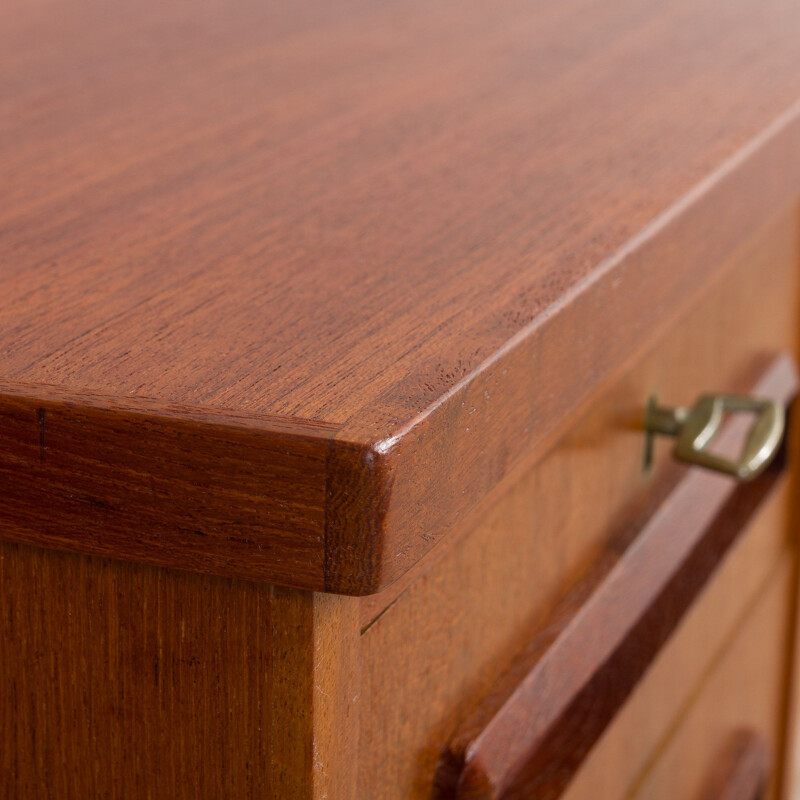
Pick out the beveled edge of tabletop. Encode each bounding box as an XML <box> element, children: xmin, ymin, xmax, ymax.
<box><xmin>2</xmin><ymin>103</ymin><xmax>800</xmax><ymax>596</ymax></box>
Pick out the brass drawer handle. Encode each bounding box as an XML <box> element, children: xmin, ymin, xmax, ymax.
<box><xmin>645</xmin><ymin>392</ymin><xmax>785</xmax><ymax>481</ymax></box>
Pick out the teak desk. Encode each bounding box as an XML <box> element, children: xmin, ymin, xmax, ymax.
<box><xmin>3</xmin><ymin>0</ymin><xmax>800</xmax><ymax>797</ymax></box>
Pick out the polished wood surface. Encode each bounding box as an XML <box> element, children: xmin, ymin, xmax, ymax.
<box><xmin>359</xmin><ymin>199</ymin><xmax>800</xmax><ymax>626</ymax></box>
<box><xmin>627</xmin><ymin>568</ymin><xmax>794</xmax><ymax>800</ymax></box>
<box><xmin>4</xmin><ymin>1</ymin><xmax>800</xmax><ymax>796</ymax></box>
<box><xmin>0</xmin><ymin>550</ymin><xmax>359</xmax><ymax>799</ymax></box>
<box><xmin>0</xmin><ymin>395</ymin><xmax>336</xmax><ymax>588</ymax></box>
<box><xmin>2</xmin><ymin>209</ymin><xmax>798</xmax><ymax>797</ymax></box>
<box><xmin>357</xmin><ymin>207</ymin><xmax>800</xmax><ymax>799</ymax></box>
<box><xmin>434</xmin><ymin>357</ymin><xmax>795</xmax><ymax>800</ymax></box>
<box><xmin>269</xmin><ymin>589</ymin><xmax>362</xmax><ymax>799</ymax></box>
<box><xmin>560</xmin><ymin>487</ymin><xmax>792</xmax><ymax>800</ymax></box>
<box><xmin>0</xmin><ymin>544</ymin><xmax>274</xmax><ymax>797</ymax></box>
<box><xmin>4</xmin><ymin>0</ymin><xmax>800</xmax><ymax>591</ymax></box>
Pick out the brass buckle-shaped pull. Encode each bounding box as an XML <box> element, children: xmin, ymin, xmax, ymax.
<box><xmin>645</xmin><ymin>394</ymin><xmax>785</xmax><ymax>481</ymax></box>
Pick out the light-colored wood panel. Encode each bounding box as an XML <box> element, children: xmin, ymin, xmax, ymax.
<box><xmin>269</xmin><ymin>588</ymin><xmax>361</xmax><ymax>799</ymax></box>
<box><xmin>626</xmin><ymin>561</ymin><xmax>795</xmax><ymax>800</ymax></box>
<box><xmin>311</xmin><ymin>592</ymin><xmax>362</xmax><ymax>800</ymax></box>
<box><xmin>438</xmin><ymin>367</ymin><xmax>793</xmax><ymax>800</ymax></box>
<box><xmin>560</xmin><ymin>485</ymin><xmax>792</xmax><ymax>800</ymax></box>
<box><xmin>358</xmin><ymin>205</ymin><xmax>800</xmax><ymax>799</ymax></box>
<box><xmin>772</xmin><ymin>399</ymin><xmax>800</xmax><ymax>800</ymax></box>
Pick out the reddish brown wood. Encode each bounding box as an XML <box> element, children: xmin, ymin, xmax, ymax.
<box><xmin>359</xmin><ymin>213</ymin><xmax>800</xmax><ymax>799</ymax></box>
<box><xmin>618</xmin><ymin>571</ymin><xmax>792</xmax><ymax>800</ymax></box>
<box><xmin>0</xmin><ymin>545</ymin><xmax>362</xmax><ymax>799</ymax></box>
<box><xmin>434</xmin><ymin>356</ymin><xmax>797</xmax><ymax>800</ymax></box>
<box><xmin>700</xmin><ymin>731</ymin><xmax>771</xmax><ymax>800</ymax></box>
<box><xmin>0</xmin><ymin>542</ymin><xmax>276</xmax><ymax>798</ymax></box>
<box><xmin>4</xmin><ymin>0</ymin><xmax>800</xmax><ymax>593</ymax></box>
<box><xmin>0</xmin><ymin>387</ymin><xmax>337</xmax><ymax>589</ymax></box>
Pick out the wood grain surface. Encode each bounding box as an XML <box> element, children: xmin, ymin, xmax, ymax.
<box><xmin>0</xmin><ymin>546</ymin><xmax>360</xmax><ymax>799</ymax></box>
<box><xmin>5</xmin><ymin>0</ymin><xmax>800</xmax><ymax>591</ymax></box>
<box><xmin>626</xmin><ymin>564</ymin><xmax>795</xmax><ymax>800</ymax></box>
<box><xmin>559</xmin><ymin>487</ymin><xmax>791</xmax><ymax>800</ymax></box>
<box><xmin>433</xmin><ymin>356</ymin><xmax>796</xmax><ymax>800</ymax></box>
<box><xmin>357</xmin><ymin>211</ymin><xmax>800</xmax><ymax>800</ymax></box>
<box><xmin>0</xmin><ymin>542</ymin><xmax>275</xmax><ymax>798</ymax></box>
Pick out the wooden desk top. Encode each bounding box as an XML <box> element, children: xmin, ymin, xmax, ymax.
<box><xmin>3</xmin><ymin>0</ymin><xmax>800</xmax><ymax>593</ymax></box>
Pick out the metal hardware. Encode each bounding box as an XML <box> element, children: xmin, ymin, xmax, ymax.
<box><xmin>644</xmin><ymin>393</ymin><xmax>785</xmax><ymax>481</ymax></box>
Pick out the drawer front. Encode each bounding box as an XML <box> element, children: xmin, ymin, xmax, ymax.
<box><xmin>559</xmin><ymin>489</ymin><xmax>792</xmax><ymax>800</ymax></box>
<box><xmin>623</xmin><ymin>563</ymin><xmax>792</xmax><ymax>800</ymax></box>
<box><xmin>357</xmin><ymin>204</ymin><xmax>800</xmax><ymax>799</ymax></box>
<box><xmin>437</xmin><ymin>384</ymin><xmax>792</xmax><ymax>799</ymax></box>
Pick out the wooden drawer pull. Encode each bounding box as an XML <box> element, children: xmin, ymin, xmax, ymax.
<box><xmin>435</xmin><ymin>354</ymin><xmax>797</xmax><ymax>800</ymax></box>
<box><xmin>700</xmin><ymin>730</ymin><xmax>771</xmax><ymax>800</ymax></box>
